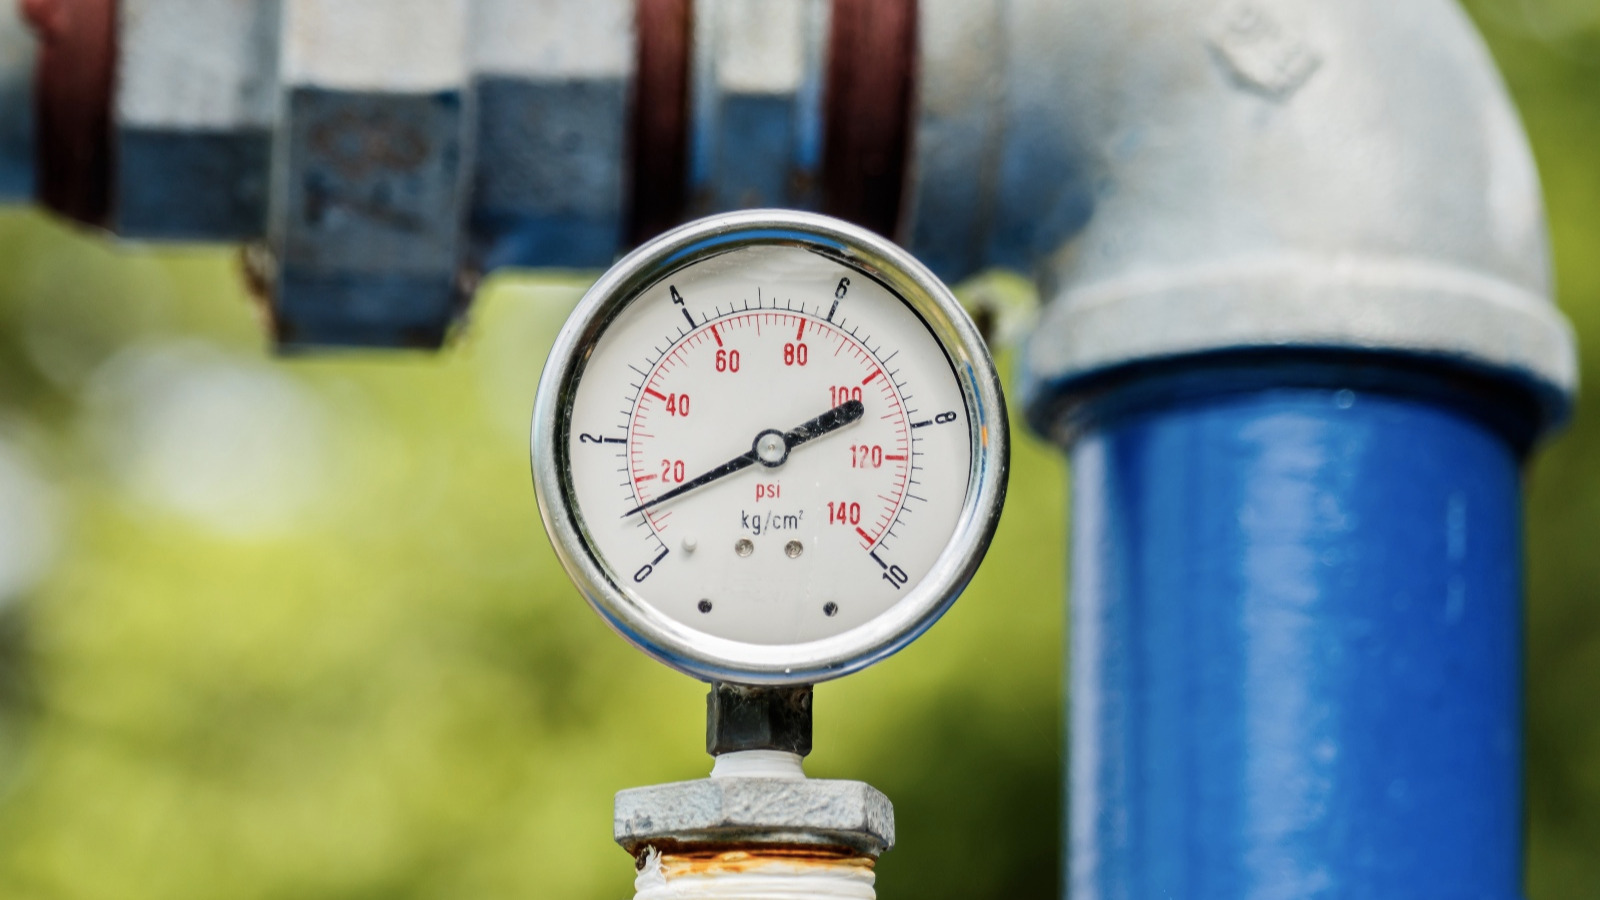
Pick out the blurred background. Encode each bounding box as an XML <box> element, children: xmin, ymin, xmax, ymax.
<box><xmin>0</xmin><ymin>0</ymin><xmax>1595</xmax><ymax>897</ymax></box>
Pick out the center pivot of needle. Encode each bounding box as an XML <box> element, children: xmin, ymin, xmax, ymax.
<box><xmin>754</xmin><ymin>430</ymin><xmax>788</xmax><ymax>467</ymax></box>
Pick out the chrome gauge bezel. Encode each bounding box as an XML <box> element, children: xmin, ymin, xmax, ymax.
<box><xmin>531</xmin><ymin>210</ymin><xmax>1008</xmax><ymax>684</ymax></box>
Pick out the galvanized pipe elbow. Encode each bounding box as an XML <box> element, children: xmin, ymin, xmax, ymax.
<box><xmin>906</xmin><ymin>3</ymin><xmax>1579</xmax><ymax>897</ymax></box>
<box><xmin>907</xmin><ymin>0</ymin><xmax>1575</xmax><ymax>432</ymax></box>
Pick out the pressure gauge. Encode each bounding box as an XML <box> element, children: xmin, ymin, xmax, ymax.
<box><xmin>532</xmin><ymin>210</ymin><xmax>1007</xmax><ymax>684</ymax></box>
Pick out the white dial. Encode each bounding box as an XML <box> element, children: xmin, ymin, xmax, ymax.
<box><xmin>533</xmin><ymin>212</ymin><xmax>1007</xmax><ymax>683</ymax></box>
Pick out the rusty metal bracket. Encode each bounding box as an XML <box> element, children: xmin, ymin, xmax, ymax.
<box><xmin>23</xmin><ymin>0</ymin><xmax>114</xmax><ymax>226</ymax></box>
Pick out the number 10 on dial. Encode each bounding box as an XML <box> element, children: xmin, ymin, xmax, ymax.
<box><xmin>532</xmin><ymin>211</ymin><xmax>1008</xmax><ymax>684</ymax></box>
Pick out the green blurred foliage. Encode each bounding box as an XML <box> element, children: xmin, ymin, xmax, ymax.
<box><xmin>0</xmin><ymin>215</ymin><xmax>1063</xmax><ymax>899</ymax></box>
<box><xmin>1464</xmin><ymin>1</ymin><xmax>1600</xmax><ymax>897</ymax></box>
<box><xmin>0</xmin><ymin>2</ymin><xmax>1596</xmax><ymax>897</ymax></box>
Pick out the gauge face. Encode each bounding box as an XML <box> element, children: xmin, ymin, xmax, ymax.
<box><xmin>533</xmin><ymin>211</ymin><xmax>1006</xmax><ymax>683</ymax></box>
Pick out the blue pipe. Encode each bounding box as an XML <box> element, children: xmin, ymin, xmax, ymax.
<box><xmin>1063</xmin><ymin>358</ymin><xmax>1528</xmax><ymax>899</ymax></box>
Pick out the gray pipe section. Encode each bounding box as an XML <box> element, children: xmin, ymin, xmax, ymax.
<box><xmin>907</xmin><ymin>0</ymin><xmax>1576</xmax><ymax>431</ymax></box>
<box><xmin>0</xmin><ymin>0</ymin><xmax>1575</xmax><ymax>410</ymax></box>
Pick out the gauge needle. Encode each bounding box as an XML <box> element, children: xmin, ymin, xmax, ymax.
<box><xmin>621</xmin><ymin>399</ymin><xmax>864</xmax><ymax>518</ymax></box>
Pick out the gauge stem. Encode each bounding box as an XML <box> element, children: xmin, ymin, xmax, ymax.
<box><xmin>706</xmin><ymin>682</ymin><xmax>814</xmax><ymax>758</ymax></box>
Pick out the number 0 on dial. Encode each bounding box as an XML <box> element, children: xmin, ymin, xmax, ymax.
<box><xmin>532</xmin><ymin>211</ymin><xmax>1008</xmax><ymax>683</ymax></box>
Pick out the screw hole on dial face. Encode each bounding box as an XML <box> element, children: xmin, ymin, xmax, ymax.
<box><xmin>784</xmin><ymin>540</ymin><xmax>803</xmax><ymax>558</ymax></box>
<box><xmin>823</xmin><ymin>602</ymin><xmax>839</xmax><ymax>617</ymax></box>
<box><xmin>735</xmin><ymin>538</ymin><xmax>754</xmax><ymax>557</ymax></box>
<box><xmin>698</xmin><ymin>599</ymin><xmax>713</xmax><ymax>613</ymax></box>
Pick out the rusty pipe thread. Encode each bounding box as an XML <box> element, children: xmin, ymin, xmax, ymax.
<box><xmin>632</xmin><ymin>847</ymin><xmax>876</xmax><ymax>899</ymax></box>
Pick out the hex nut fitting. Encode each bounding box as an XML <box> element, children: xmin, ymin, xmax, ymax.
<box><xmin>615</xmin><ymin>778</ymin><xmax>895</xmax><ymax>857</ymax></box>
